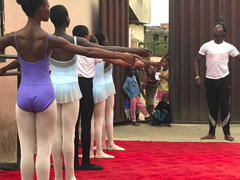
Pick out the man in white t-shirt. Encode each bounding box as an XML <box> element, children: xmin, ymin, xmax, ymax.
<box><xmin>194</xmin><ymin>23</ymin><xmax>240</xmax><ymax>141</ymax></box>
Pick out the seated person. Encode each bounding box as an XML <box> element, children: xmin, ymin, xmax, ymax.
<box><xmin>150</xmin><ymin>94</ymin><xmax>171</xmax><ymax>127</ymax></box>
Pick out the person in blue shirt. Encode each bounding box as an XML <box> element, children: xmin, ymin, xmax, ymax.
<box><xmin>123</xmin><ymin>67</ymin><xmax>151</xmax><ymax>126</ymax></box>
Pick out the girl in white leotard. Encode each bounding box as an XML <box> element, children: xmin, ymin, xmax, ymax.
<box><xmin>90</xmin><ymin>36</ymin><xmax>114</xmax><ymax>158</ymax></box>
<box><xmin>89</xmin><ymin>35</ymin><xmax>146</xmax><ymax>158</ymax></box>
<box><xmin>50</xmin><ymin>35</ymin><xmax>81</xmax><ymax>179</ymax></box>
<box><xmin>94</xmin><ymin>32</ymin><xmax>125</xmax><ymax>151</ymax></box>
<box><xmin>102</xmin><ymin>63</ymin><xmax>125</xmax><ymax>151</ymax></box>
<box><xmin>91</xmin><ymin>60</ymin><xmax>115</xmax><ymax>158</ymax></box>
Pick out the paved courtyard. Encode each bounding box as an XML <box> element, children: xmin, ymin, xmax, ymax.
<box><xmin>113</xmin><ymin>123</ymin><xmax>240</xmax><ymax>142</ymax></box>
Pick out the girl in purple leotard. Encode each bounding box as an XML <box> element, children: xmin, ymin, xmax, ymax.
<box><xmin>0</xmin><ymin>1</ymin><xmax>140</xmax><ymax>179</ymax></box>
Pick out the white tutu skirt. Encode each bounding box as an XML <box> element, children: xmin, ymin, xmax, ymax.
<box><xmin>105</xmin><ymin>82</ymin><xmax>116</xmax><ymax>97</ymax></box>
<box><xmin>53</xmin><ymin>82</ymin><xmax>82</xmax><ymax>104</ymax></box>
<box><xmin>93</xmin><ymin>85</ymin><xmax>108</xmax><ymax>104</ymax></box>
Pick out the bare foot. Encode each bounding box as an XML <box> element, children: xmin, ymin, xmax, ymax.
<box><xmin>224</xmin><ymin>135</ymin><xmax>234</xmax><ymax>141</ymax></box>
<box><xmin>78</xmin><ymin>154</ymin><xmax>95</xmax><ymax>159</ymax></box>
<box><xmin>200</xmin><ymin>134</ymin><xmax>216</xmax><ymax>140</ymax></box>
<box><xmin>95</xmin><ymin>152</ymin><xmax>114</xmax><ymax>159</ymax></box>
<box><xmin>107</xmin><ymin>144</ymin><xmax>125</xmax><ymax>151</ymax></box>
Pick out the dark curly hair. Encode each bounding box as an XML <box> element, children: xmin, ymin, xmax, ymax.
<box><xmin>72</xmin><ymin>25</ymin><xmax>89</xmax><ymax>38</ymax></box>
<box><xmin>50</xmin><ymin>5</ymin><xmax>69</xmax><ymax>27</ymax></box>
<box><xmin>16</xmin><ymin>0</ymin><xmax>45</xmax><ymax>17</ymax></box>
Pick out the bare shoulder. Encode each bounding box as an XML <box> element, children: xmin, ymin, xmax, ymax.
<box><xmin>48</xmin><ymin>34</ymin><xmax>71</xmax><ymax>50</ymax></box>
<box><xmin>63</xmin><ymin>34</ymin><xmax>75</xmax><ymax>44</ymax></box>
<box><xmin>52</xmin><ymin>33</ymin><xmax>74</xmax><ymax>43</ymax></box>
<box><xmin>48</xmin><ymin>35</ymin><xmax>64</xmax><ymax>47</ymax></box>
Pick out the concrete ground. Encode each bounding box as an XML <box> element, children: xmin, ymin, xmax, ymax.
<box><xmin>113</xmin><ymin>122</ymin><xmax>240</xmax><ymax>143</ymax></box>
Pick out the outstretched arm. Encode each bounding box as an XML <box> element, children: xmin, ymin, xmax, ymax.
<box><xmin>0</xmin><ymin>32</ymin><xmax>14</xmax><ymax>51</ymax></box>
<box><xmin>50</xmin><ymin>35</ymin><xmax>139</xmax><ymax>64</ymax></box>
<box><xmin>0</xmin><ymin>33</ymin><xmax>20</xmax><ymax>75</ymax></box>
<box><xmin>103</xmin><ymin>58</ymin><xmax>145</xmax><ymax>69</ymax></box>
<box><xmin>76</xmin><ymin>37</ymin><xmax>151</xmax><ymax>57</ymax></box>
<box><xmin>194</xmin><ymin>53</ymin><xmax>205</xmax><ymax>88</ymax></box>
<box><xmin>0</xmin><ymin>59</ymin><xmax>20</xmax><ymax>75</ymax></box>
<box><xmin>141</xmin><ymin>59</ymin><xmax>162</xmax><ymax>69</ymax></box>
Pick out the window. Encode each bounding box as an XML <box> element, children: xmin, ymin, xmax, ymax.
<box><xmin>153</xmin><ymin>34</ymin><xmax>159</xmax><ymax>41</ymax></box>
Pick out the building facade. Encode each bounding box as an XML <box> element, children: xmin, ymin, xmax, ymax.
<box><xmin>129</xmin><ymin>0</ymin><xmax>151</xmax><ymax>48</ymax></box>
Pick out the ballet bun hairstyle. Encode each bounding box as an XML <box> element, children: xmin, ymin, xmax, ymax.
<box><xmin>94</xmin><ymin>32</ymin><xmax>106</xmax><ymax>45</ymax></box>
<box><xmin>16</xmin><ymin>0</ymin><xmax>45</xmax><ymax>17</ymax></box>
<box><xmin>90</xmin><ymin>35</ymin><xmax>99</xmax><ymax>44</ymax></box>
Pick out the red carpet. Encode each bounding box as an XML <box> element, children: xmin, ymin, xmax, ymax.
<box><xmin>1</xmin><ymin>141</ymin><xmax>240</xmax><ymax>180</ymax></box>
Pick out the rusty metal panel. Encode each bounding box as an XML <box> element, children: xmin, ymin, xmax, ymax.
<box><xmin>170</xmin><ymin>0</ymin><xmax>240</xmax><ymax>123</ymax></box>
<box><xmin>100</xmin><ymin>0</ymin><xmax>129</xmax><ymax>122</ymax></box>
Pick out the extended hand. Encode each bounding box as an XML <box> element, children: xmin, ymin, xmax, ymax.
<box><xmin>135</xmin><ymin>47</ymin><xmax>152</xmax><ymax>57</ymax></box>
<box><xmin>136</xmin><ymin>60</ymin><xmax>145</xmax><ymax>70</ymax></box>
<box><xmin>195</xmin><ymin>78</ymin><xmax>203</xmax><ymax>89</ymax></box>
<box><xmin>159</xmin><ymin>74</ymin><xmax>165</xmax><ymax>79</ymax></box>
<box><xmin>140</xmin><ymin>59</ymin><xmax>150</xmax><ymax>66</ymax></box>
<box><xmin>122</xmin><ymin>53</ymin><xmax>140</xmax><ymax>65</ymax></box>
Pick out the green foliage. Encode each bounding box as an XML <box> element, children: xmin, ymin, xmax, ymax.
<box><xmin>139</xmin><ymin>41</ymin><xmax>168</xmax><ymax>57</ymax></box>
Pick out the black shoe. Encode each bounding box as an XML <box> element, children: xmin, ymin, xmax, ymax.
<box><xmin>224</xmin><ymin>135</ymin><xmax>234</xmax><ymax>141</ymax></box>
<box><xmin>75</xmin><ymin>163</ymin><xmax>103</xmax><ymax>170</ymax></box>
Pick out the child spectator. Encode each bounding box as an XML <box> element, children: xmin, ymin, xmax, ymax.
<box><xmin>141</xmin><ymin>64</ymin><xmax>159</xmax><ymax>116</ymax></box>
<box><xmin>150</xmin><ymin>94</ymin><xmax>171</xmax><ymax>127</ymax></box>
<box><xmin>156</xmin><ymin>56</ymin><xmax>169</xmax><ymax>101</ymax></box>
<box><xmin>123</xmin><ymin>67</ymin><xmax>151</xmax><ymax>126</ymax></box>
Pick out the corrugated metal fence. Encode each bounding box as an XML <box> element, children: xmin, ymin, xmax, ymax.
<box><xmin>169</xmin><ymin>0</ymin><xmax>240</xmax><ymax>123</ymax></box>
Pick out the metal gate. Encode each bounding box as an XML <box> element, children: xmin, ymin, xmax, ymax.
<box><xmin>100</xmin><ymin>0</ymin><xmax>129</xmax><ymax>122</ymax></box>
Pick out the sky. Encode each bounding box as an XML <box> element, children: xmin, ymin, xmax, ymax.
<box><xmin>146</xmin><ymin>0</ymin><xmax>169</xmax><ymax>26</ymax></box>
